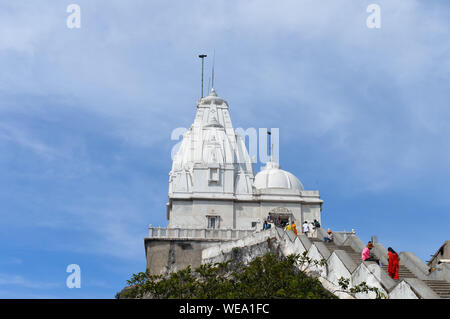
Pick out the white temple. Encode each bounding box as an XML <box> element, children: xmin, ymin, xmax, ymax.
<box><xmin>166</xmin><ymin>88</ymin><xmax>323</xmax><ymax>231</ymax></box>
<box><xmin>145</xmin><ymin>86</ymin><xmax>450</xmax><ymax>300</ymax></box>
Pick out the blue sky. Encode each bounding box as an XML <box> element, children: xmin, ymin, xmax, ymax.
<box><xmin>0</xmin><ymin>0</ymin><xmax>449</xmax><ymax>298</ymax></box>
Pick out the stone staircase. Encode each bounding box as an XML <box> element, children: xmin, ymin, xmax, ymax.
<box><xmin>422</xmin><ymin>280</ymin><xmax>450</xmax><ymax>299</ymax></box>
<box><xmin>380</xmin><ymin>264</ymin><xmax>416</xmax><ymax>280</ymax></box>
<box><xmin>311</xmin><ymin>237</ymin><xmax>450</xmax><ymax>299</ymax></box>
<box><xmin>312</xmin><ymin>238</ymin><xmax>361</xmax><ymax>265</ymax></box>
<box><xmin>202</xmin><ymin>228</ymin><xmax>450</xmax><ymax>298</ymax></box>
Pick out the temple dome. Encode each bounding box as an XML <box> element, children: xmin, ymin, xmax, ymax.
<box><xmin>253</xmin><ymin>161</ymin><xmax>304</xmax><ymax>191</ymax></box>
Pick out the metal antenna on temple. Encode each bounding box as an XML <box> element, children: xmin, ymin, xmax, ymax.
<box><xmin>199</xmin><ymin>54</ymin><xmax>207</xmax><ymax>98</ymax></box>
<box><xmin>211</xmin><ymin>49</ymin><xmax>215</xmax><ymax>89</ymax></box>
<box><xmin>207</xmin><ymin>77</ymin><xmax>211</xmax><ymax>95</ymax></box>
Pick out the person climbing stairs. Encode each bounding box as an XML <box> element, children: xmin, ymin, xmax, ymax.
<box><xmin>309</xmin><ymin>237</ymin><xmax>450</xmax><ymax>298</ymax></box>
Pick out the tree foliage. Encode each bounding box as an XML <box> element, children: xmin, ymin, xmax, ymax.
<box><xmin>117</xmin><ymin>252</ymin><xmax>337</xmax><ymax>299</ymax></box>
<box><xmin>337</xmin><ymin>277</ymin><xmax>387</xmax><ymax>299</ymax></box>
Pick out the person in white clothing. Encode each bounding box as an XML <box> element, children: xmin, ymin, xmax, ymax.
<box><xmin>302</xmin><ymin>221</ymin><xmax>309</xmax><ymax>237</ymax></box>
<box><xmin>310</xmin><ymin>222</ymin><xmax>316</xmax><ymax>238</ymax></box>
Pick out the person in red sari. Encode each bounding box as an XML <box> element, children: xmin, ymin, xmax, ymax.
<box><xmin>387</xmin><ymin>247</ymin><xmax>399</xmax><ymax>280</ymax></box>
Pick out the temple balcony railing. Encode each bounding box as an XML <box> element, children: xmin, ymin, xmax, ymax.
<box><xmin>147</xmin><ymin>226</ymin><xmax>256</xmax><ymax>241</ymax></box>
<box><xmin>148</xmin><ymin>225</ymin><xmax>356</xmax><ymax>242</ymax></box>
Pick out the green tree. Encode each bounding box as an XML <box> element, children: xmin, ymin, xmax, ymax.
<box><xmin>336</xmin><ymin>277</ymin><xmax>387</xmax><ymax>299</ymax></box>
<box><xmin>117</xmin><ymin>252</ymin><xmax>336</xmax><ymax>299</ymax></box>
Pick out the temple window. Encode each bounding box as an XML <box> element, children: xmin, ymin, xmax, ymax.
<box><xmin>207</xmin><ymin>216</ymin><xmax>219</xmax><ymax>229</ymax></box>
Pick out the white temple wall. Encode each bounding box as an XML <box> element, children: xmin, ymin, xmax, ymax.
<box><xmin>301</xmin><ymin>204</ymin><xmax>322</xmax><ymax>224</ymax></box>
<box><xmin>170</xmin><ymin>198</ymin><xmax>323</xmax><ymax>231</ymax></box>
<box><xmin>192</xmin><ymin>168</ymin><xmax>223</xmax><ymax>193</ymax></box>
<box><xmin>190</xmin><ymin>167</ymin><xmax>236</xmax><ymax>194</ymax></box>
<box><xmin>170</xmin><ymin>199</ymin><xmax>235</xmax><ymax>229</ymax></box>
<box><xmin>191</xmin><ymin>199</ymin><xmax>235</xmax><ymax>229</ymax></box>
<box><xmin>169</xmin><ymin>200</ymin><xmax>193</xmax><ymax>228</ymax></box>
<box><xmin>223</xmin><ymin>169</ymin><xmax>235</xmax><ymax>193</ymax></box>
<box><xmin>234</xmin><ymin>201</ymin><xmax>261</xmax><ymax>230</ymax></box>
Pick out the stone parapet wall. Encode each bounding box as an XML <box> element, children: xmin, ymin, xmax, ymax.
<box><xmin>148</xmin><ymin>226</ymin><xmax>255</xmax><ymax>241</ymax></box>
<box><xmin>428</xmin><ymin>263</ymin><xmax>450</xmax><ymax>282</ymax></box>
<box><xmin>202</xmin><ymin>228</ymin><xmax>278</xmax><ymax>264</ymax></box>
<box><xmin>145</xmin><ymin>238</ymin><xmax>225</xmax><ymax>275</ymax></box>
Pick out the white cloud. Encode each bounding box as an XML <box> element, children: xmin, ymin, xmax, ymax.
<box><xmin>0</xmin><ymin>273</ymin><xmax>61</xmax><ymax>290</ymax></box>
<box><xmin>0</xmin><ymin>257</ymin><xmax>23</xmax><ymax>265</ymax></box>
<box><xmin>0</xmin><ymin>122</ymin><xmax>62</xmax><ymax>159</ymax></box>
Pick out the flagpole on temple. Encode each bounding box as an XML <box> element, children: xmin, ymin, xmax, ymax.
<box><xmin>199</xmin><ymin>54</ymin><xmax>207</xmax><ymax>98</ymax></box>
<box><xmin>268</xmin><ymin>130</ymin><xmax>272</xmax><ymax>162</ymax></box>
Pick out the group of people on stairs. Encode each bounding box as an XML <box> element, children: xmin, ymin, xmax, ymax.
<box><xmin>262</xmin><ymin>213</ymin><xmax>322</xmax><ymax>239</ymax></box>
<box><xmin>263</xmin><ymin>215</ymin><xmax>401</xmax><ymax>280</ymax></box>
<box><xmin>362</xmin><ymin>241</ymin><xmax>400</xmax><ymax>280</ymax></box>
